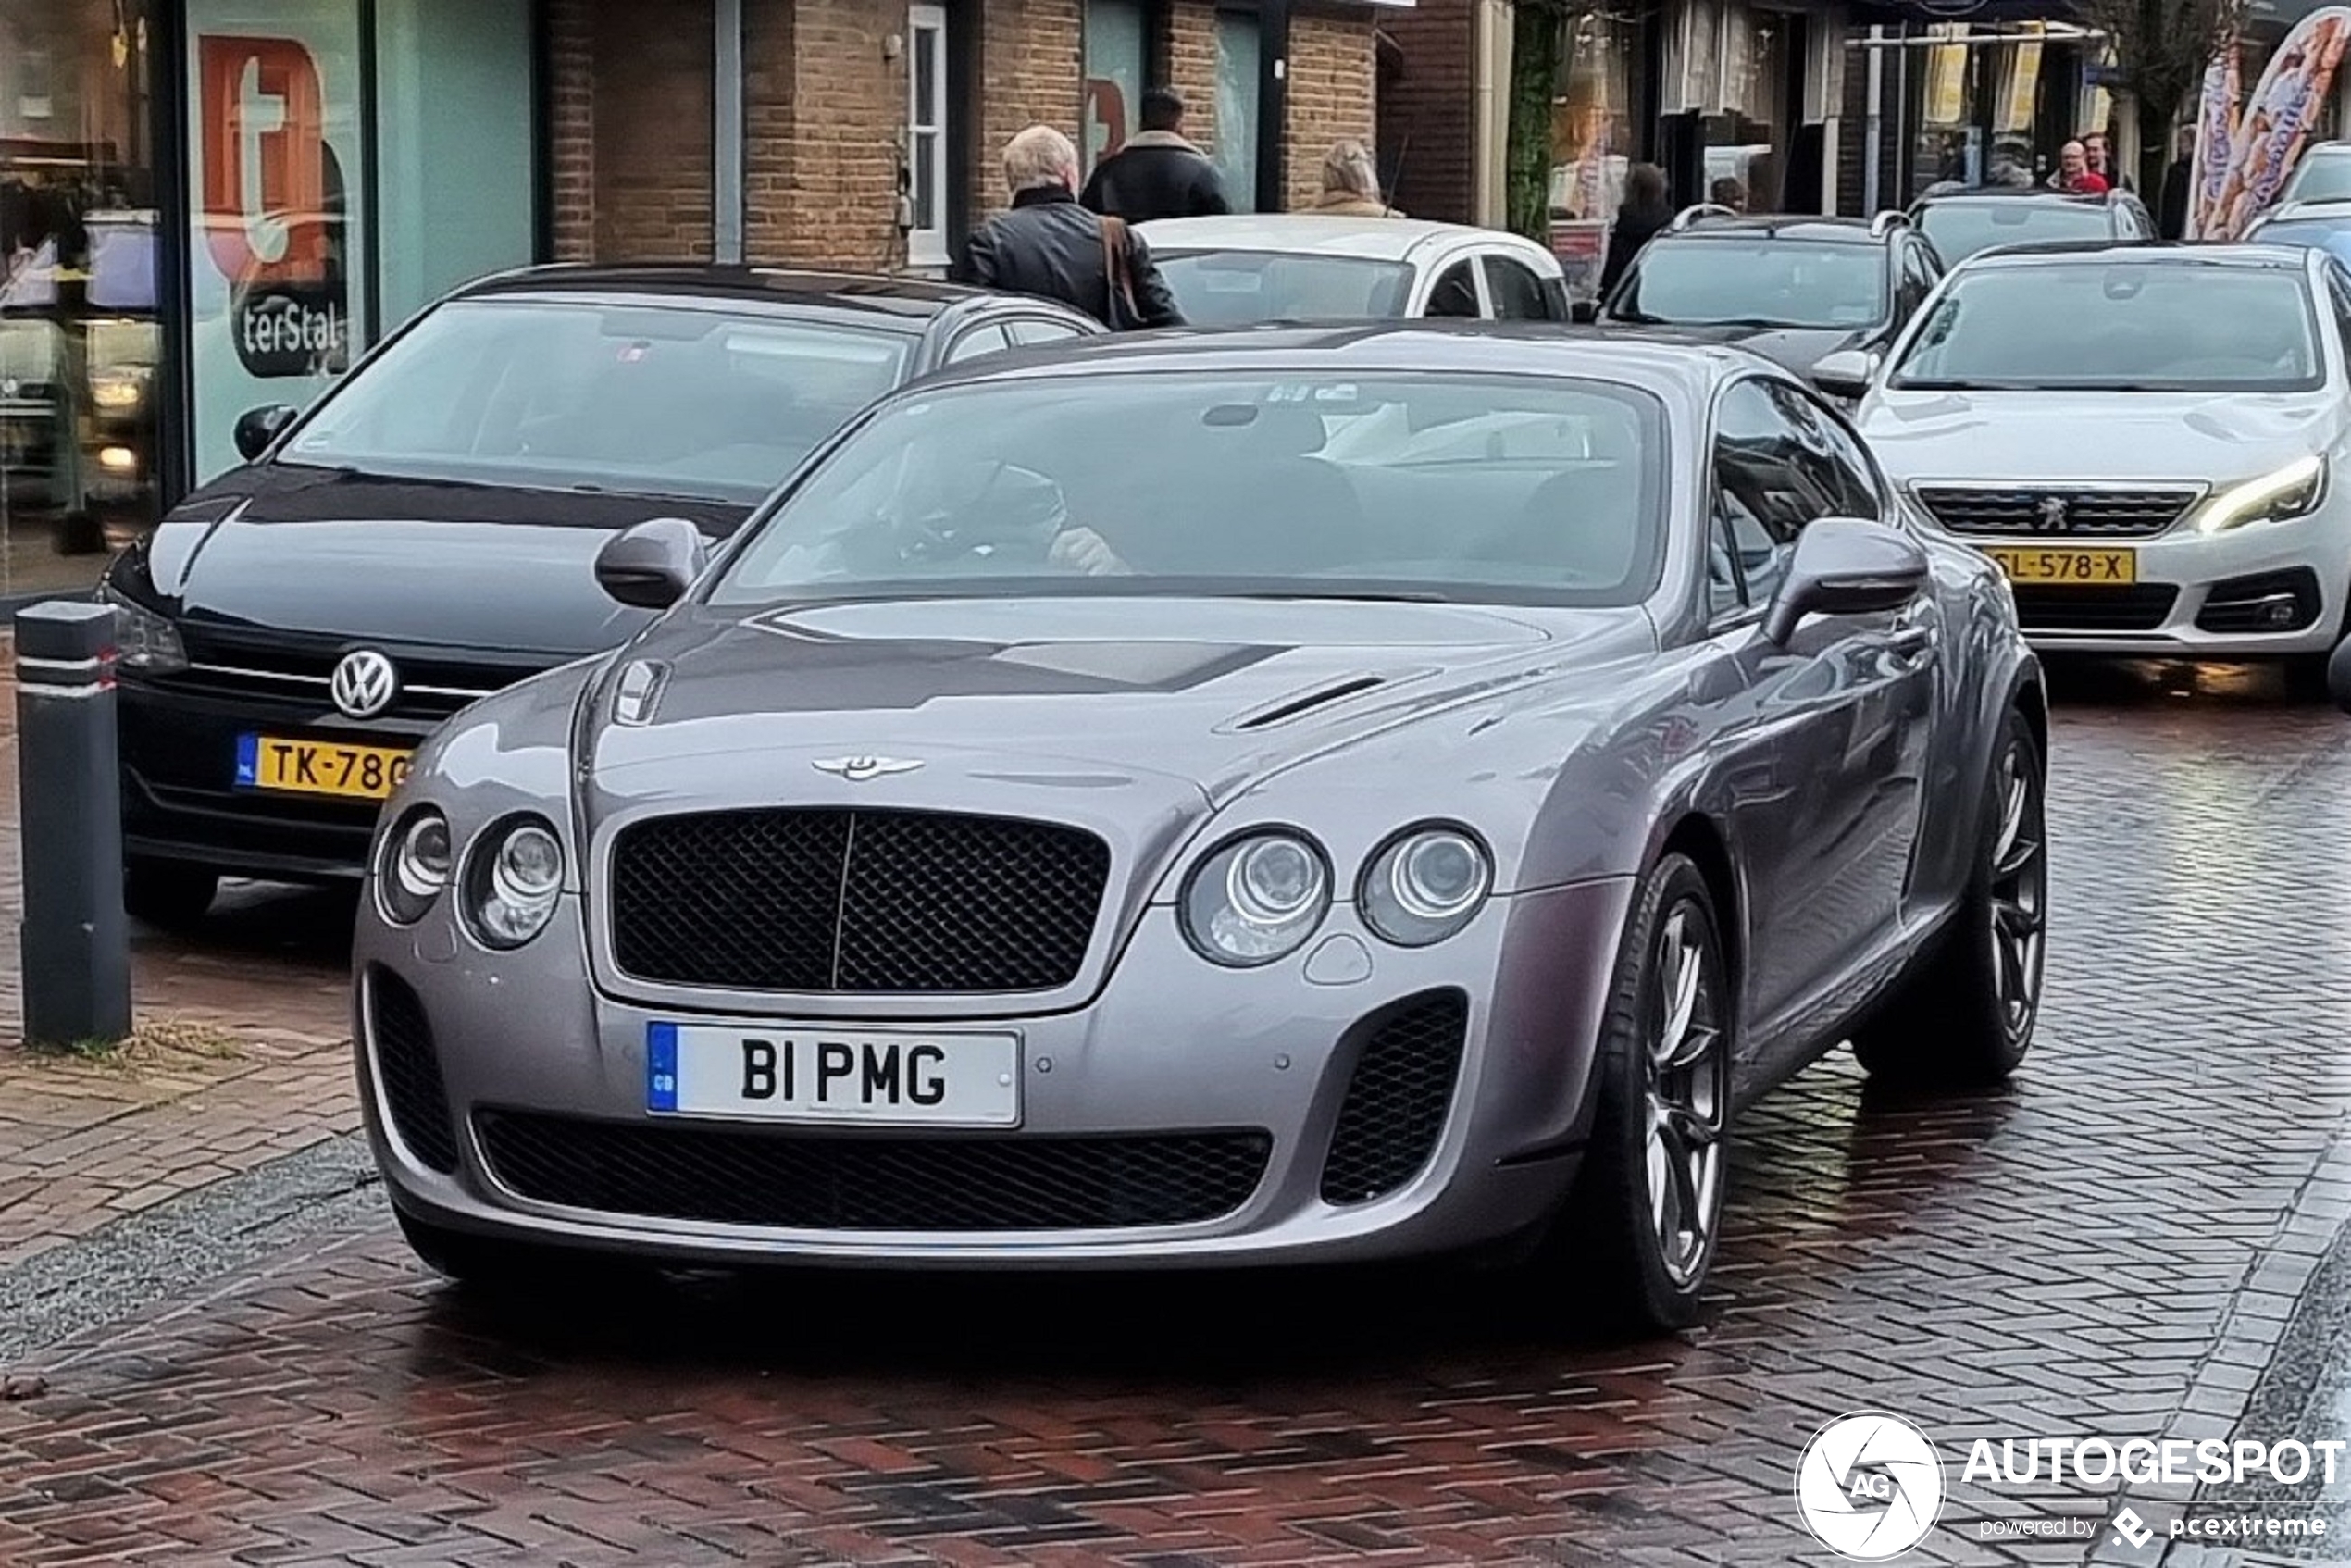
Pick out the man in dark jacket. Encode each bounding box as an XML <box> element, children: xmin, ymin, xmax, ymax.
<box><xmin>2159</xmin><ymin>126</ymin><xmax>2196</xmax><ymax>239</ymax></box>
<box><xmin>953</xmin><ymin>125</ymin><xmax>1186</xmax><ymax>330</ymax></box>
<box><xmin>1079</xmin><ymin>87</ymin><xmax>1230</xmax><ymax>222</ymax></box>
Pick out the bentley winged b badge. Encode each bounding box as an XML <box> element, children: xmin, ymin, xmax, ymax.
<box><xmin>812</xmin><ymin>756</ymin><xmax>925</xmax><ymax>782</ymax></box>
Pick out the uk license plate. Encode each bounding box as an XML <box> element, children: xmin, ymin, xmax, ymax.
<box><xmin>234</xmin><ymin>734</ymin><xmax>414</xmax><ymax>800</ymax></box>
<box><xmin>1980</xmin><ymin>546</ymin><xmax>2137</xmax><ymax>585</ymax></box>
<box><xmin>646</xmin><ymin>1022</ymin><xmax>1021</xmax><ymax>1126</ymax></box>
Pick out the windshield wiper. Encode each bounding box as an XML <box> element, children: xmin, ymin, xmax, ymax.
<box><xmin>1609</xmin><ymin>308</ymin><xmax>1669</xmax><ymax>324</ymax></box>
<box><xmin>1232</xmin><ymin>589</ymin><xmax>1451</xmax><ymax>604</ymax></box>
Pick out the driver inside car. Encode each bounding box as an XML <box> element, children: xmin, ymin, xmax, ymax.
<box><xmin>859</xmin><ymin>461</ymin><xmax>1128</xmax><ymax>578</ymax></box>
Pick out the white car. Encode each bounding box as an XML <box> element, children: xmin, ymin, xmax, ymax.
<box><xmin>1138</xmin><ymin>215</ymin><xmax>1571</xmax><ymax>325</ymax></box>
<box><xmin>1813</xmin><ymin>243</ymin><xmax>2351</xmax><ymax>668</ymax></box>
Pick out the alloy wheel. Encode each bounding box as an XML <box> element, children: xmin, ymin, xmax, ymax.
<box><xmin>1988</xmin><ymin>740</ymin><xmax>2048</xmax><ymax>1045</ymax></box>
<box><xmin>1644</xmin><ymin>902</ymin><xmax>1726</xmax><ymax>1288</ymax></box>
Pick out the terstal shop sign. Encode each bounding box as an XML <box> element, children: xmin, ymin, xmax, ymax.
<box><xmin>196</xmin><ymin>34</ymin><xmax>349</xmax><ymax>379</ymax></box>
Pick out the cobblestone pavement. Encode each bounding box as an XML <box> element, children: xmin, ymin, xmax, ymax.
<box><xmin>0</xmin><ymin>676</ymin><xmax>355</xmax><ymax>1266</ymax></box>
<box><xmin>2</xmin><ymin>659</ymin><xmax>2349</xmax><ymax>1567</ymax></box>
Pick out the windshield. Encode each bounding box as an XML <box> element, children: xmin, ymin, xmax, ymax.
<box><xmin>711</xmin><ymin>372</ymin><xmax>1667</xmax><ymax>607</ymax></box>
<box><xmin>1611</xmin><ymin>240</ymin><xmax>1886</xmax><ymax>329</ymax></box>
<box><xmin>1154</xmin><ymin>250</ymin><xmax>1416</xmax><ymax>324</ymax></box>
<box><xmin>2247</xmin><ymin>218</ymin><xmax>2351</xmax><ymax>267</ymax></box>
<box><xmin>1887</xmin><ymin>263</ymin><xmax>2323</xmax><ymax>392</ymax></box>
<box><xmin>2283</xmin><ymin>153</ymin><xmax>2351</xmax><ymax>203</ymax></box>
<box><xmin>277</xmin><ymin>297</ymin><xmax>913</xmax><ymax>502</ymax></box>
<box><xmin>1914</xmin><ymin>200</ymin><xmax>2116</xmax><ymax>263</ymax></box>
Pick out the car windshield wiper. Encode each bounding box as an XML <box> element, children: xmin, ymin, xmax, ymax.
<box><xmin>1231</xmin><ymin>588</ymin><xmax>1452</xmax><ymax>604</ymax></box>
<box><xmin>1889</xmin><ymin>377</ymin><xmax>1998</xmax><ymax>390</ymax></box>
<box><xmin>1608</xmin><ymin>307</ymin><xmax>1670</xmax><ymax>324</ymax></box>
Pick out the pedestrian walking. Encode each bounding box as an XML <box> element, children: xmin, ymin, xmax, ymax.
<box><xmin>1599</xmin><ymin>163</ymin><xmax>1673</xmax><ymax>295</ymax></box>
<box><xmin>954</xmin><ymin>125</ymin><xmax>1186</xmax><ymax>330</ymax></box>
<box><xmin>1078</xmin><ymin>87</ymin><xmax>1229</xmax><ymax>223</ymax></box>
<box><xmin>1308</xmin><ymin>140</ymin><xmax>1400</xmax><ymax>217</ymax></box>
<box><xmin>2159</xmin><ymin>126</ymin><xmax>2196</xmax><ymax>239</ymax></box>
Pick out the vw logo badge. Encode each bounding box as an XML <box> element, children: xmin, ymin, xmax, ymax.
<box><xmin>330</xmin><ymin>649</ymin><xmax>401</xmax><ymax>720</ymax></box>
<box><xmin>812</xmin><ymin>756</ymin><xmax>924</xmax><ymax>782</ymax></box>
<box><xmin>2034</xmin><ymin>494</ymin><xmax>2071</xmax><ymax>530</ymax></box>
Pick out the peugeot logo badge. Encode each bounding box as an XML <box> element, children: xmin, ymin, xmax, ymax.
<box><xmin>813</xmin><ymin>756</ymin><xmax>924</xmax><ymax>782</ymax></box>
<box><xmin>330</xmin><ymin>649</ymin><xmax>401</xmax><ymax>720</ymax></box>
<box><xmin>2034</xmin><ymin>494</ymin><xmax>2071</xmax><ymax>530</ymax></box>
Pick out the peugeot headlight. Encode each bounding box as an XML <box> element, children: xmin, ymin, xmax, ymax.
<box><xmin>1360</xmin><ymin>826</ymin><xmax>1493</xmax><ymax>947</ymax></box>
<box><xmin>376</xmin><ymin>806</ymin><xmax>452</xmax><ymax>925</ymax></box>
<box><xmin>2196</xmin><ymin>455</ymin><xmax>2327</xmax><ymax>533</ymax></box>
<box><xmin>1180</xmin><ymin>831</ymin><xmax>1331</xmax><ymax>966</ymax></box>
<box><xmin>96</xmin><ymin>583</ymin><xmax>187</xmax><ymax>675</ymax></box>
<box><xmin>463</xmin><ymin>815</ymin><xmax>566</xmax><ymax>949</ymax></box>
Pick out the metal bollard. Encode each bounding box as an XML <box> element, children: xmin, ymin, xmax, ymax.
<box><xmin>15</xmin><ymin>602</ymin><xmax>131</xmax><ymax>1048</ymax></box>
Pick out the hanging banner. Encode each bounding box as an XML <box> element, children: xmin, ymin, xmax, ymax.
<box><xmin>2188</xmin><ymin>51</ymin><xmax>2242</xmax><ymax>240</ymax></box>
<box><xmin>1923</xmin><ymin>25</ymin><xmax>1971</xmax><ymax>128</ymax></box>
<box><xmin>1997</xmin><ymin>32</ymin><xmax>2044</xmax><ymax>136</ymax></box>
<box><xmin>2209</xmin><ymin>7</ymin><xmax>2351</xmax><ymax>239</ymax></box>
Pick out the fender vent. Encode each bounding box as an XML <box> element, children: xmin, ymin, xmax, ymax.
<box><xmin>1229</xmin><ymin>676</ymin><xmax>1386</xmax><ymax>731</ymax></box>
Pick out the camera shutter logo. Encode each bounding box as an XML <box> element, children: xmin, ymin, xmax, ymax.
<box><xmin>330</xmin><ymin>650</ymin><xmax>400</xmax><ymax>720</ymax></box>
<box><xmin>1794</xmin><ymin>1412</ymin><xmax>1946</xmax><ymax>1560</ymax></box>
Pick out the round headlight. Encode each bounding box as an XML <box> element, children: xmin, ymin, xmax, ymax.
<box><xmin>464</xmin><ymin>815</ymin><xmax>566</xmax><ymax>949</ymax></box>
<box><xmin>1181</xmin><ymin>831</ymin><xmax>1331</xmax><ymax>966</ymax></box>
<box><xmin>376</xmin><ymin>807</ymin><xmax>451</xmax><ymax>925</ymax></box>
<box><xmin>1361</xmin><ymin>827</ymin><xmax>1492</xmax><ymax>947</ymax></box>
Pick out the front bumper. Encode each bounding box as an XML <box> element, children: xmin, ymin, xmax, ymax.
<box><xmin>119</xmin><ymin>674</ymin><xmax>442</xmax><ymax>880</ymax></box>
<box><xmin>355</xmin><ymin>878</ymin><xmax>1636</xmax><ymax>1269</ymax></box>
<box><xmin>1924</xmin><ymin>504</ymin><xmax>2351</xmax><ymax>657</ymax></box>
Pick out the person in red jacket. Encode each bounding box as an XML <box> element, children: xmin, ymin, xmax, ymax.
<box><xmin>2052</xmin><ymin>140</ymin><xmax>2110</xmax><ymax>194</ymax></box>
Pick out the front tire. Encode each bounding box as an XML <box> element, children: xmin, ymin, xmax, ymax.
<box><xmin>124</xmin><ymin>858</ymin><xmax>218</xmax><ymax>928</ymax></box>
<box><xmin>1852</xmin><ymin>708</ymin><xmax>2047</xmax><ymax>1085</ymax></box>
<box><xmin>1544</xmin><ymin>852</ymin><xmax>1731</xmax><ymax>1336</ymax></box>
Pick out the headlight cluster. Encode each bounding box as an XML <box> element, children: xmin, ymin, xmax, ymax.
<box><xmin>96</xmin><ymin>583</ymin><xmax>187</xmax><ymax>675</ymax></box>
<box><xmin>2196</xmin><ymin>455</ymin><xmax>2327</xmax><ymax>533</ymax></box>
<box><xmin>376</xmin><ymin>806</ymin><xmax>566</xmax><ymax>948</ymax></box>
<box><xmin>1179</xmin><ymin>824</ymin><xmax>1493</xmax><ymax>967</ymax></box>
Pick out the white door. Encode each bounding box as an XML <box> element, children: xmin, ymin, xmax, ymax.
<box><xmin>907</xmin><ymin>6</ymin><xmax>951</xmax><ymax>268</ymax></box>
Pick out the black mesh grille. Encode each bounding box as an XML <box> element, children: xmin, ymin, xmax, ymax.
<box><xmin>609</xmin><ymin>809</ymin><xmax>1110</xmax><ymax>993</ymax></box>
<box><xmin>1320</xmin><ymin>989</ymin><xmax>1471</xmax><ymax>1205</ymax></box>
<box><xmin>475</xmin><ymin>1111</ymin><xmax>1271</xmax><ymax>1230</ymax></box>
<box><xmin>368</xmin><ymin>968</ymin><xmax>458</xmax><ymax>1173</ymax></box>
<box><xmin>1916</xmin><ymin>486</ymin><xmax>2197</xmax><ymax>538</ymax></box>
<box><xmin>2196</xmin><ymin>567</ymin><xmax>2324</xmax><ymax>635</ymax></box>
<box><xmin>2011</xmin><ymin>584</ymin><xmax>2179</xmax><ymax>632</ymax></box>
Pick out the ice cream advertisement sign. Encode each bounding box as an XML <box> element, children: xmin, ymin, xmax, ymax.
<box><xmin>2202</xmin><ymin>6</ymin><xmax>2351</xmax><ymax>239</ymax></box>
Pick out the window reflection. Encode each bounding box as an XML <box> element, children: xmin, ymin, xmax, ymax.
<box><xmin>0</xmin><ymin>0</ymin><xmax>156</xmax><ymax>595</ymax></box>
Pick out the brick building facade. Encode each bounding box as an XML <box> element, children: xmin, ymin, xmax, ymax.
<box><xmin>547</xmin><ymin>0</ymin><xmax>1388</xmax><ymax>273</ymax></box>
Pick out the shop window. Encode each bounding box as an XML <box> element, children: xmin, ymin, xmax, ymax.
<box><xmin>908</xmin><ymin>5</ymin><xmax>951</xmax><ymax>268</ymax></box>
<box><xmin>1</xmin><ymin>0</ymin><xmax>160</xmax><ymax>596</ymax></box>
<box><xmin>1084</xmin><ymin>0</ymin><xmax>1146</xmax><ymax>184</ymax></box>
<box><xmin>1214</xmin><ymin>11</ymin><xmax>1261</xmax><ymax>212</ymax></box>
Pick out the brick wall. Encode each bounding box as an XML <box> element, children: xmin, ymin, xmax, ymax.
<box><xmin>1835</xmin><ymin>28</ymin><xmax>1898</xmax><ymax>219</ymax></box>
<box><xmin>1164</xmin><ymin>2</ymin><xmax>1222</xmax><ymax>161</ymax></box>
<box><xmin>1376</xmin><ymin>0</ymin><xmax>1474</xmax><ymax>223</ymax></box>
<box><xmin>761</xmin><ymin>0</ymin><xmax>903</xmax><ymax>268</ymax></box>
<box><xmin>544</xmin><ymin>0</ymin><xmax>595</xmax><ymax>262</ymax></box>
<box><xmin>969</xmin><ymin>0</ymin><xmax>1086</xmax><ymax>220</ymax></box>
<box><xmin>585</xmin><ymin>0</ymin><xmax>716</xmax><ymax>259</ymax></box>
<box><xmin>1286</xmin><ymin>6</ymin><xmax>1379</xmax><ymax>211</ymax></box>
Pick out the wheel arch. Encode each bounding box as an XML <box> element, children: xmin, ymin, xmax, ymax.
<box><xmin>1657</xmin><ymin>812</ymin><xmax>1743</xmax><ymax>1008</ymax></box>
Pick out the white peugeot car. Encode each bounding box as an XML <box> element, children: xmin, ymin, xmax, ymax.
<box><xmin>1814</xmin><ymin>243</ymin><xmax>2351</xmax><ymax>671</ymax></box>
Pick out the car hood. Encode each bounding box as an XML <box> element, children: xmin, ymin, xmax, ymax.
<box><xmin>1635</xmin><ymin>323</ymin><xmax>1868</xmax><ymax>374</ymax></box>
<box><xmin>1860</xmin><ymin>390</ymin><xmax>2340</xmax><ymax>483</ymax></box>
<box><xmin>133</xmin><ymin>464</ymin><xmax>747</xmax><ymax>657</ymax></box>
<box><xmin>582</xmin><ymin>595</ymin><xmax>1653</xmax><ymax>814</ymax></box>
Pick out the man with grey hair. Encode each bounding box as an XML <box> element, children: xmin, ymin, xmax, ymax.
<box><xmin>952</xmin><ymin>124</ymin><xmax>1185</xmax><ymax>330</ymax></box>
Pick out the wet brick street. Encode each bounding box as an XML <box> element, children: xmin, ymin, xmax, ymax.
<box><xmin>3</xmin><ymin>659</ymin><xmax>2350</xmax><ymax>1566</ymax></box>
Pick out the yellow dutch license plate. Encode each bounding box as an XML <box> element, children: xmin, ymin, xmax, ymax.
<box><xmin>234</xmin><ymin>734</ymin><xmax>413</xmax><ymax>801</ymax></box>
<box><xmin>1980</xmin><ymin>546</ymin><xmax>2137</xmax><ymax>585</ymax></box>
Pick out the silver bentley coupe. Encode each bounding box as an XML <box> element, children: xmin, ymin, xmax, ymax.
<box><xmin>355</xmin><ymin>327</ymin><xmax>2049</xmax><ymax>1332</ymax></box>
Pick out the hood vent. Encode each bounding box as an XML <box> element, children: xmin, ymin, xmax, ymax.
<box><xmin>1228</xmin><ymin>675</ymin><xmax>1387</xmax><ymax>732</ymax></box>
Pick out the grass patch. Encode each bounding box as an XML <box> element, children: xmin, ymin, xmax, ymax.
<box><xmin>24</xmin><ymin>1017</ymin><xmax>245</xmax><ymax>1069</ymax></box>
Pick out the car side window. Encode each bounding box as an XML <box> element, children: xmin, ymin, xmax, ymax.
<box><xmin>945</xmin><ymin>323</ymin><xmax>1013</xmax><ymax>363</ymax></box>
<box><xmin>1898</xmin><ymin>243</ymin><xmax>1938</xmax><ymax>317</ymax></box>
<box><xmin>1425</xmin><ymin>259</ymin><xmax>1482</xmax><ymax>318</ymax></box>
<box><xmin>1484</xmin><ymin>256</ymin><xmax>1558</xmax><ymax>320</ymax></box>
<box><xmin>1708</xmin><ymin>501</ymin><xmax>1750</xmax><ymax>618</ymax></box>
<box><xmin>1763</xmin><ymin>382</ymin><xmax>1884</xmax><ymax>520</ymax></box>
<box><xmin>2324</xmin><ymin>266</ymin><xmax>2351</xmax><ymax>362</ymax></box>
<box><xmin>1009</xmin><ymin>319</ymin><xmax>1084</xmax><ymax>346</ymax></box>
<box><xmin>1712</xmin><ymin>380</ymin><xmax>1818</xmax><ymax>603</ymax></box>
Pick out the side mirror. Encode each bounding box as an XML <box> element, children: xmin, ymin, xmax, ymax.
<box><xmin>232</xmin><ymin>404</ymin><xmax>298</xmax><ymax>462</ymax></box>
<box><xmin>1761</xmin><ymin>517</ymin><xmax>1931</xmax><ymax>645</ymax></box>
<box><xmin>594</xmin><ymin>517</ymin><xmax>709</xmax><ymax>611</ymax></box>
<box><xmin>1809</xmin><ymin>349</ymin><xmax>1876</xmax><ymax>401</ymax></box>
<box><xmin>1570</xmin><ymin>299</ymin><xmax>1600</xmax><ymax>324</ymax></box>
